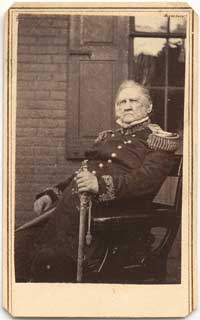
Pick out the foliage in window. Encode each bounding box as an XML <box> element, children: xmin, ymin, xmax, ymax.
<box><xmin>168</xmin><ymin>39</ymin><xmax>185</xmax><ymax>86</ymax></box>
<box><xmin>133</xmin><ymin>38</ymin><xmax>166</xmax><ymax>86</ymax></box>
<box><xmin>130</xmin><ymin>14</ymin><xmax>186</xmax><ymax>133</ymax></box>
<box><xmin>134</xmin><ymin>14</ymin><xmax>168</xmax><ymax>33</ymax></box>
<box><xmin>170</xmin><ymin>17</ymin><xmax>186</xmax><ymax>33</ymax></box>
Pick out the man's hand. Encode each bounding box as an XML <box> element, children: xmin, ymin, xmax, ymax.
<box><xmin>76</xmin><ymin>171</ymin><xmax>99</xmax><ymax>194</ymax></box>
<box><xmin>33</xmin><ymin>194</ymin><xmax>52</xmax><ymax>216</ymax></box>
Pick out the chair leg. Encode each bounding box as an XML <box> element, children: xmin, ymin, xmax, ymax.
<box><xmin>144</xmin><ymin>255</ymin><xmax>168</xmax><ymax>283</ymax></box>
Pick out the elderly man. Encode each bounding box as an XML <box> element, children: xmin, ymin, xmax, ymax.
<box><xmin>15</xmin><ymin>80</ymin><xmax>179</xmax><ymax>282</ymax></box>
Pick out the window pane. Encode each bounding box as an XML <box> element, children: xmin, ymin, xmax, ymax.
<box><xmin>168</xmin><ymin>38</ymin><xmax>185</xmax><ymax>86</ymax></box>
<box><xmin>149</xmin><ymin>89</ymin><xmax>165</xmax><ymax>128</ymax></box>
<box><xmin>170</xmin><ymin>17</ymin><xmax>186</xmax><ymax>33</ymax></box>
<box><xmin>167</xmin><ymin>90</ymin><xmax>184</xmax><ymax>132</ymax></box>
<box><xmin>133</xmin><ymin>38</ymin><xmax>166</xmax><ymax>86</ymax></box>
<box><xmin>135</xmin><ymin>14</ymin><xmax>168</xmax><ymax>33</ymax></box>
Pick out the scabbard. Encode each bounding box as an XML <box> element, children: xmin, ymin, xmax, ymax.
<box><xmin>76</xmin><ymin>193</ymin><xmax>88</xmax><ymax>282</ymax></box>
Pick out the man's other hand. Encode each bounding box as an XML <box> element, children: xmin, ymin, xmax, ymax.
<box><xmin>76</xmin><ymin>171</ymin><xmax>99</xmax><ymax>194</ymax></box>
<box><xmin>34</xmin><ymin>195</ymin><xmax>52</xmax><ymax>216</ymax></box>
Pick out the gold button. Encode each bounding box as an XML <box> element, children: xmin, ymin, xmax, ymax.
<box><xmin>92</xmin><ymin>170</ymin><xmax>96</xmax><ymax>175</ymax></box>
<box><xmin>99</xmin><ymin>163</ymin><xmax>104</xmax><ymax>168</ymax></box>
<box><xmin>111</xmin><ymin>153</ymin><xmax>117</xmax><ymax>158</ymax></box>
<box><xmin>124</xmin><ymin>141</ymin><xmax>127</xmax><ymax>144</ymax></box>
<box><xmin>108</xmin><ymin>159</ymin><xmax>112</xmax><ymax>163</ymax></box>
<box><xmin>74</xmin><ymin>177</ymin><xmax>77</xmax><ymax>181</ymax></box>
<box><xmin>132</xmin><ymin>134</ymin><xmax>136</xmax><ymax>137</ymax></box>
<box><xmin>46</xmin><ymin>265</ymin><xmax>51</xmax><ymax>270</ymax></box>
<box><xmin>128</xmin><ymin>140</ymin><xmax>132</xmax><ymax>144</ymax></box>
<box><xmin>117</xmin><ymin>145</ymin><xmax>122</xmax><ymax>149</ymax></box>
<box><xmin>111</xmin><ymin>133</ymin><xmax>115</xmax><ymax>137</ymax></box>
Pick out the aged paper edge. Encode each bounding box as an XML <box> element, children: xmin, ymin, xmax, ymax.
<box><xmin>3</xmin><ymin>10</ymin><xmax>8</xmax><ymax>313</ymax></box>
<box><xmin>3</xmin><ymin>2</ymin><xmax>197</xmax><ymax>317</ymax></box>
<box><xmin>11</xmin><ymin>2</ymin><xmax>190</xmax><ymax>9</ymax></box>
<box><xmin>191</xmin><ymin>10</ymin><xmax>198</xmax><ymax>313</ymax></box>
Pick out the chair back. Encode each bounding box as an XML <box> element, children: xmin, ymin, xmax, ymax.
<box><xmin>172</xmin><ymin>155</ymin><xmax>182</xmax><ymax>216</ymax></box>
<box><xmin>153</xmin><ymin>154</ymin><xmax>182</xmax><ymax>213</ymax></box>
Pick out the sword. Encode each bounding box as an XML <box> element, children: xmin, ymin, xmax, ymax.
<box><xmin>76</xmin><ymin>160</ymin><xmax>92</xmax><ymax>282</ymax></box>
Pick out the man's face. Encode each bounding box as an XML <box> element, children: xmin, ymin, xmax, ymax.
<box><xmin>116</xmin><ymin>87</ymin><xmax>151</xmax><ymax>125</ymax></box>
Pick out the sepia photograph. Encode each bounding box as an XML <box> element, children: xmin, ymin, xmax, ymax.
<box><xmin>14</xmin><ymin>10</ymin><xmax>185</xmax><ymax>284</ymax></box>
<box><xmin>3</xmin><ymin>2</ymin><xmax>197</xmax><ymax>318</ymax></box>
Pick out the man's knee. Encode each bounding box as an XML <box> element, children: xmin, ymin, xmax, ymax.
<box><xmin>15</xmin><ymin>225</ymin><xmax>47</xmax><ymax>282</ymax></box>
<box><xmin>31</xmin><ymin>247</ymin><xmax>77</xmax><ymax>282</ymax></box>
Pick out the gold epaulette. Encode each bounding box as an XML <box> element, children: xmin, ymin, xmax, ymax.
<box><xmin>94</xmin><ymin>130</ymin><xmax>113</xmax><ymax>144</ymax></box>
<box><xmin>147</xmin><ymin>124</ymin><xmax>180</xmax><ymax>152</ymax></box>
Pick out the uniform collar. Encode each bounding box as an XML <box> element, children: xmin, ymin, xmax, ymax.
<box><xmin>117</xmin><ymin>117</ymin><xmax>151</xmax><ymax>135</ymax></box>
<box><xmin>116</xmin><ymin>116</ymin><xmax>150</xmax><ymax>129</ymax></box>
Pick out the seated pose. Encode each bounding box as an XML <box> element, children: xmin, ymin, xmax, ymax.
<box><xmin>15</xmin><ymin>80</ymin><xmax>180</xmax><ymax>282</ymax></box>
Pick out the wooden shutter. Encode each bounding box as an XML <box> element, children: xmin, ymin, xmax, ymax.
<box><xmin>66</xmin><ymin>15</ymin><xmax>129</xmax><ymax>159</ymax></box>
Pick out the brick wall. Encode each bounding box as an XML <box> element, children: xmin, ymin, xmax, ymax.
<box><xmin>16</xmin><ymin>15</ymin><xmax>80</xmax><ymax>226</ymax></box>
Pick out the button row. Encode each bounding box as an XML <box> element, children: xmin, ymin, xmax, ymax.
<box><xmin>96</xmin><ymin>137</ymin><xmax>134</xmax><ymax>169</ymax></box>
<box><xmin>76</xmin><ymin>134</ymin><xmax>135</xmax><ymax>173</ymax></box>
<box><xmin>111</xmin><ymin>132</ymin><xmax>136</xmax><ymax>138</ymax></box>
<box><xmin>124</xmin><ymin>140</ymin><xmax>132</xmax><ymax>144</ymax></box>
<box><xmin>98</xmin><ymin>159</ymin><xmax>113</xmax><ymax>169</ymax></box>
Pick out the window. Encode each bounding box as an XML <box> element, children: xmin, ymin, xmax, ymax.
<box><xmin>129</xmin><ymin>14</ymin><xmax>186</xmax><ymax>131</ymax></box>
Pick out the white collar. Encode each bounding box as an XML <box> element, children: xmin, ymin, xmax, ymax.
<box><xmin>116</xmin><ymin>116</ymin><xmax>150</xmax><ymax>129</ymax></box>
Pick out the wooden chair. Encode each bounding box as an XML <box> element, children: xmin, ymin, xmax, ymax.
<box><xmin>16</xmin><ymin>155</ymin><xmax>182</xmax><ymax>284</ymax></box>
<box><xmin>85</xmin><ymin>154</ymin><xmax>182</xmax><ymax>284</ymax></box>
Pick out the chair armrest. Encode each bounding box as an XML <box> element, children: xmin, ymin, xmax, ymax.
<box><xmin>93</xmin><ymin>206</ymin><xmax>179</xmax><ymax>232</ymax></box>
<box><xmin>15</xmin><ymin>206</ymin><xmax>56</xmax><ymax>232</ymax></box>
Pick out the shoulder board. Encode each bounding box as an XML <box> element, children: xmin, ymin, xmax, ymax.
<box><xmin>147</xmin><ymin>123</ymin><xmax>180</xmax><ymax>152</ymax></box>
<box><xmin>94</xmin><ymin>130</ymin><xmax>113</xmax><ymax>144</ymax></box>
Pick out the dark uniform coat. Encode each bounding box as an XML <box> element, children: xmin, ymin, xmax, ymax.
<box><xmin>15</xmin><ymin>120</ymin><xmax>180</xmax><ymax>282</ymax></box>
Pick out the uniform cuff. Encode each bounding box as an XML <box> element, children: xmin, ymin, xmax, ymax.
<box><xmin>35</xmin><ymin>188</ymin><xmax>59</xmax><ymax>203</ymax></box>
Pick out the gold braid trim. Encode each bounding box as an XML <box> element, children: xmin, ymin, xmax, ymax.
<box><xmin>94</xmin><ymin>130</ymin><xmax>113</xmax><ymax>144</ymax></box>
<box><xmin>99</xmin><ymin>175</ymin><xmax>115</xmax><ymax>202</ymax></box>
<box><xmin>147</xmin><ymin>124</ymin><xmax>180</xmax><ymax>152</ymax></box>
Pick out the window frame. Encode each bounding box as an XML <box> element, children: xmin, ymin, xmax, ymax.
<box><xmin>128</xmin><ymin>16</ymin><xmax>186</xmax><ymax>130</ymax></box>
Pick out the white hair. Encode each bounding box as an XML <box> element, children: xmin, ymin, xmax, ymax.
<box><xmin>115</xmin><ymin>80</ymin><xmax>152</xmax><ymax>109</ymax></box>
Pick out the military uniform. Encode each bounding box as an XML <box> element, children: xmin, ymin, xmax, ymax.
<box><xmin>15</xmin><ymin>119</ymin><xmax>180</xmax><ymax>282</ymax></box>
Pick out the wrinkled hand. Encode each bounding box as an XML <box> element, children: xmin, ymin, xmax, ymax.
<box><xmin>76</xmin><ymin>171</ymin><xmax>99</xmax><ymax>194</ymax></box>
<box><xmin>33</xmin><ymin>194</ymin><xmax>52</xmax><ymax>216</ymax></box>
